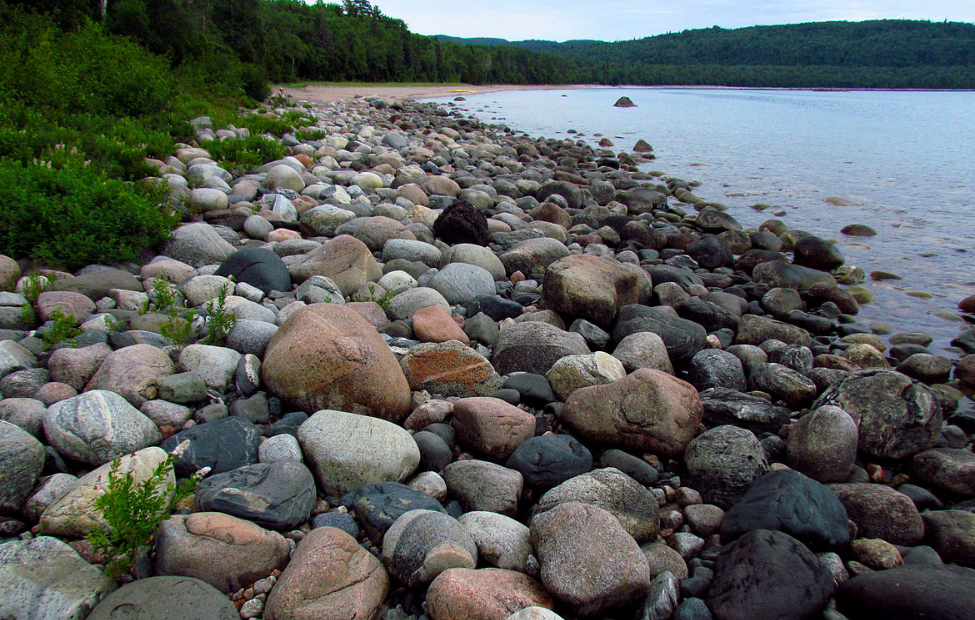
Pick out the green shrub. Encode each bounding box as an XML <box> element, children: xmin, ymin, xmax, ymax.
<box><xmin>206</xmin><ymin>134</ymin><xmax>286</xmax><ymax>173</ymax></box>
<box><xmin>86</xmin><ymin>448</ymin><xmax>206</xmax><ymax>580</ymax></box>
<box><xmin>203</xmin><ymin>283</ymin><xmax>236</xmax><ymax>345</ymax></box>
<box><xmin>39</xmin><ymin>307</ymin><xmax>82</xmax><ymax>350</ymax></box>
<box><xmin>0</xmin><ymin>155</ymin><xmax>178</xmax><ymax>270</ymax></box>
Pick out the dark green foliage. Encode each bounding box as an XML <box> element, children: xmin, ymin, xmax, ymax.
<box><xmin>0</xmin><ymin>154</ymin><xmax>177</xmax><ymax>270</ymax></box>
<box><xmin>206</xmin><ymin>134</ymin><xmax>287</xmax><ymax>173</ymax></box>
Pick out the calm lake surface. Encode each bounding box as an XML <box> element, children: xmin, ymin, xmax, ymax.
<box><xmin>436</xmin><ymin>87</ymin><xmax>975</xmax><ymax>354</ymax></box>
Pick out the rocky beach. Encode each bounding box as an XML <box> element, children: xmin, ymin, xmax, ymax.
<box><xmin>2</xmin><ymin>87</ymin><xmax>975</xmax><ymax>620</ymax></box>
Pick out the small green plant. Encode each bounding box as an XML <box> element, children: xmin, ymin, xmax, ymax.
<box><xmin>352</xmin><ymin>283</ymin><xmax>395</xmax><ymax>309</ymax></box>
<box><xmin>160</xmin><ymin>310</ymin><xmax>196</xmax><ymax>348</ymax></box>
<box><xmin>203</xmin><ymin>283</ymin><xmax>236</xmax><ymax>345</ymax></box>
<box><xmin>141</xmin><ymin>276</ymin><xmax>182</xmax><ymax>315</ymax></box>
<box><xmin>18</xmin><ymin>272</ymin><xmax>47</xmax><ymax>328</ymax></box>
<box><xmin>206</xmin><ymin>134</ymin><xmax>286</xmax><ymax>173</ymax></box>
<box><xmin>86</xmin><ymin>447</ymin><xmax>207</xmax><ymax>580</ymax></box>
<box><xmin>295</xmin><ymin>128</ymin><xmax>327</xmax><ymax>142</ymax></box>
<box><xmin>40</xmin><ymin>307</ymin><xmax>82</xmax><ymax>350</ymax></box>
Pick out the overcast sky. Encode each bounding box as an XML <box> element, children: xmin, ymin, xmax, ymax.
<box><xmin>353</xmin><ymin>0</ymin><xmax>975</xmax><ymax>42</ymax></box>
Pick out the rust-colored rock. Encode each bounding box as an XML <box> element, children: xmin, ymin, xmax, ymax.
<box><xmin>400</xmin><ymin>341</ymin><xmax>501</xmax><ymax>398</ymax></box>
<box><xmin>262</xmin><ymin>304</ymin><xmax>411</xmax><ymax>421</ymax></box>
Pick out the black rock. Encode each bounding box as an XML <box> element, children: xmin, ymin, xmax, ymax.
<box><xmin>413</xmin><ymin>430</ymin><xmax>453</xmax><ymax>474</ymax></box>
<box><xmin>612</xmin><ymin>304</ymin><xmax>706</xmax><ymax>365</ymax></box>
<box><xmin>838</xmin><ymin>564</ymin><xmax>975</xmax><ymax>620</ymax></box>
<box><xmin>505</xmin><ymin>434</ymin><xmax>593</xmax><ymax>489</ymax></box>
<box><xmin>679</xmin><ymin>298</ymin><xmax>740</xmax><ymax>332</ymax></box>
<box><xmin>341</xmin><ymin>481</ymin><xmax>446</xmax><ymax>544</ymax></box>
<box><xmin>161</xmin><ymin>416</ymin><xmax>260</xmax><ymax>478</ymax></box>
<box><xmin>735</xmin><ymin>249</ymin><xmax>788</xmax><ymax>274</ymax></box>
<box><xmin>599</xmin><ymin>449</ymin><xmax>659</xmax><ymax>486</ymax></box>
<box><xmin>793</xmin><ymin>236</ymin><xmax>844</xmax><ymax>270</ymax></box>
<box><xmin>264</xmin><ymin>411</ymin><xmax>308</xmax><ymax>438</ymax></box>
<box><xmin>537</xmin><ymin>180</ymin><xmax>583</xmax><ymax>210</ymax></box>
<box><xmin>719</xmin><ymin>470</ymin><xmax>850</xmax><ymax>549</ymax></box>
<box><xmin>708</xmin><ymin>529</ymin><xmax>835</xmax><ymax>620</ymax></box>
<box><xmin>674</xmin><ymin>597</ymin><xmax>713</xmax><ymax>620</ymax></box>
<box><xmin>228</xmin><ymin>393</ymin><xmax>269</xmax><ymax>425</ymax></box>
<box><xmin>433</xmin><ymin>201</ymin><xmax>489</xmax><ymax>246</ymax></box>
<box><xmin>503</xmin><ymin>373</ymin><xmax>555</xmax><ymax>405</ymax></box>
<box><xmin>194</xmin><ymin>461</ymin><xmax>316</xmax><ymax>530</ymax></box>
<box><xmin>215</xmin><ymin>248</ymin><xmax>291</xmax><ymax>295</ymax></box>
<box><xmin>569</xmin><ymin>318</ymin><xmax>611</xmax><ymax>350</ymax></box>
<box><xmin>688</xmin><ymin>350</ymin><xmax>747</xmax><ymax>392</ymax></box>
<box><xmin>687</xmin><ymin>234</ymin><xmax>734</xmax><ymax>270</ymax></box>
<box><xmin>649</xmin><ymin>264</ymin><xmax>705</xmax><ymax>290</ymax></box>
<box><xmin>896</xmin><ymin>483</ymin><xmax>944</xmax><ymax>511</ymax></box>
<box><xmin>699</xmin><ymin>388</ymin><xmax>792</xmax><ymax>434</ymax></box>
<box><xmin>680</xmin><ymin>576</ymin><xmax>711</xmax><ymax>599</ymax></box>
<box><xmin>464</xmin><ymin>295</ymin><xmax>523</xmax><ymax>321</ymax></box>
<box><xmin>311</xmin><ymin>511</ymin><xmax>360</xmax><ymax>538</ymax></box>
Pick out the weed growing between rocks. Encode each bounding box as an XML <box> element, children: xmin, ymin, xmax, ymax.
<box><xmin>39</xmin><ymin>308</ymin><xmax>82</xmax><ymax>350</ymax></box>
<box><xmin>353</xmin><ymin>283</ymin><xmax>395</xmax><ymax>308</ymax></box>
<box><xmin>86</xmin><ymin>446</ymin><xmax>208</xmax><ymax>581</ymax></box>
<box><xmin>204</xmin><ymin>282</ymin><xmax>237</xmax><ymax>346</ymax></box>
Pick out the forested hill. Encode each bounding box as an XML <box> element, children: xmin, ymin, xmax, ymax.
<box><xmin>439</xmin><ymin>20</ymin><xmax>975</xmax><ymax>88</ymax></box>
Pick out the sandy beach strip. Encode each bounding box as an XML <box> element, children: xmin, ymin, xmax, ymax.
<box><xmin>274</xmin><ymin>83</ymin><xmax>578</xmax><ymax>104</ymax></box>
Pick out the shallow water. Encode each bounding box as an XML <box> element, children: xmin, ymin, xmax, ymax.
<box><xmin>436</xmin><ymin>87</ymin><xmax>975</xmax><ymax>354</ymax></box>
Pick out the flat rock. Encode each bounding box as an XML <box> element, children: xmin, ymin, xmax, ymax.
<box><xmin>612</xmin><ymin>305</ymin><xmax>706</xmax><ymax>365</ymax></box>
<box><xmin>86</xmin><ymin>575</ymin><xmax>238</xmax><ymax>620</ymax></box>
<box><xmin>922</xmin><ymin>510</ymin><xmax>975</xmax><ymax>567</ymax></box>
<box><xmin>194</xmin><ymin>461</ymin><xmax>316</xmax><ymax>530</ymax></box>
<box><xmin>154</xmin><ymin>512</ymin><xmax>290</xmax><ymax>593</ymax></box>
<box><xmin>699</xmin><ymin>388</ymin><xmax>792</xmax><ymax>434</ymax></box>
<box><xmin>288</xmin><ymin>234</ymin><xmax>382</xmax><ymax>296</ymax></box>
<box><xmin>160</xmin><ymin>416</ymin><xmax>260</xmax><ymax>478</ymax></box>
<box><xmin>492</xmin><ymin>321</ymin><xmax>590</xmax><ymax>376</ymax></box>
<box><xmin>0</xmin><ymin>536</ymin><xmax>116</xmax><ymax>620</ymax></box>
<box><xmin>264</xmin><ymin>527</ymin><xmax>389</xmax><ymax>620</ymax></box>
<box><xmin>298</xmin><ymin>409</ymin><xmax>419</xmax><ymax>497</ymax></box>
<box><xmin>505</xmin><ymin>434</ymin><xmax>592</xmax><ymax>490</ymax></box>
<box><xmin>39</xmin><ymin>447</ymin><xmax>171</xmax><ymax>538</ymax></box>
<box><xmin>342</xmin><ymin>481</ymin><xmax>446</xmax><ymax>544</ymax></box>
<box><xmin>913</xmin><ymin>448</ymin><xmax>975</xmax><ymax>497</ymax></box>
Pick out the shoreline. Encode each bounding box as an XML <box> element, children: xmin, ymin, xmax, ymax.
<box><xmin>276</xmin><ymin>83</ymin><xmax>975</xmax><ymax>105</ymax></box>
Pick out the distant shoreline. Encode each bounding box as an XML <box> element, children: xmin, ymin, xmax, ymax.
<box><xmin>276</xmin><ymin>83</ymin><xmax>974</xmax><ymax>105</ymax></box>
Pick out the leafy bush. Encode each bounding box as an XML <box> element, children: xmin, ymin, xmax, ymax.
<box><xmin>39</xmin><ymin>307</ymin><xmax>82</xmax><ymax>350</ymax></box>
<box><xmin>206</xmin><ymin>134</ymin><xmax>286</xmax><ymax>173</ymax></box>
<box><xmin>86</xmin><ymin>448</ymin><xmax>206</xmax><ymax>580</ymax></box>
<box><xmin>0</xmin><ymin>154</ymin><xmax>178</xmax><ymax>270</ymax></box>
<box><xmin>203</xmin><ymin>283</ymin><xmax>236</xmax><ymax>345</ymax></box>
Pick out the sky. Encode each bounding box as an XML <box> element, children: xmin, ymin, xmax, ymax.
<box><xmin>348</xmin><ymin>0</ymin><xmax>975</xmax><ymax>42</ymax></box>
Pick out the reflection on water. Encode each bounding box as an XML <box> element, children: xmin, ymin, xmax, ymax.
<box><xmin>443</xmin><ymin>88</ymin><xmax>975</xmax><ymax>354</ymax></box>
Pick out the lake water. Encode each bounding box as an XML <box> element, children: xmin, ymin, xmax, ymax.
<box><xmin>434</xmin><ymin>87</ymin><xmax>975</xmax><ymax>354</ymax></box>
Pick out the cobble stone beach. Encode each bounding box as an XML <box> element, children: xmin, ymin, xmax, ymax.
<box><xmin>1</xmin><ymin>88</ymin><xmax>975</xmax><ymax>620</ymax></box>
